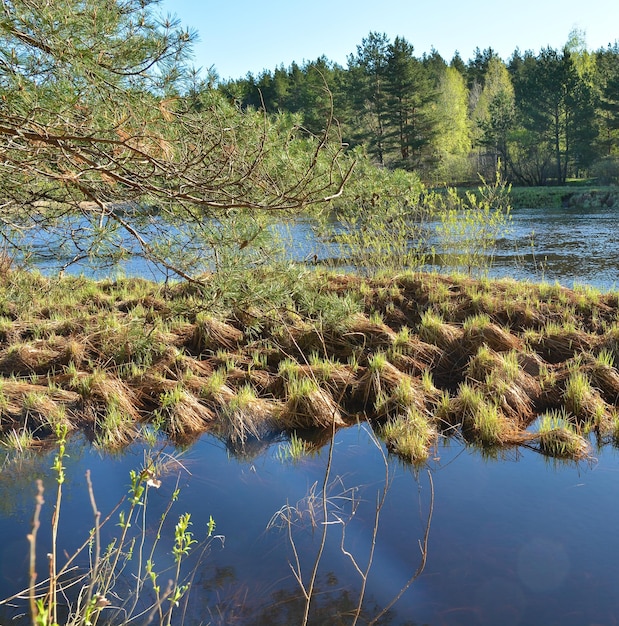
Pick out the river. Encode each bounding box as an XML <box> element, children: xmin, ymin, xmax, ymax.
<box><xmin>26</xmin><ymin>204</ymin><xmax>619</xmax><ymax>291</ymax></box>
<box><xmin>0</xmin><ymin>205</ymin><xmax>618</xmax><ymax>625</ymax></box>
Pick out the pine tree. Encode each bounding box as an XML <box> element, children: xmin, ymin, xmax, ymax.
<box><xmin>384</xmin><ymin>37</ymin><xmax>437</xmax><ymax>171</ymax></box>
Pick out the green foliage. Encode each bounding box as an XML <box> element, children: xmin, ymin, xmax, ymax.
<box><xmin>315</xmin><ymin>155</ymin><xmax>433</xmax><ymax>275</ymax></box>
<box><xmin>0</xmin><ymin>0</ymin><xmax>349</xmax><ymax>280</ymax></box>
<box><xmin>10</xmin><ymin>437</ymin><xmax>218</xmax><ymax>626</ymax></box>
<box><xmin>435</xmin><ymin>171</ymin><xmax>511</xmax><ymax>275</ymax></box>
<box><xmin>433</xmin><ymin>66</ymin><xmax>473</xmax><ymax>183</ymax></box>
<box><xmin>224</xmin><ymin>32</ymin><xmax>619</xmax><ymax>186</ymax></box>
<box><xmin>590</xmin><ymin>157</ymin><xmax>619</xmax><ymax>185</ymax></box>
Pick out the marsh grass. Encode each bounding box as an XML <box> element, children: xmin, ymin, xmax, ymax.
<box><xmin>461</xmin><ymin>314</ymin><xmax>521</xmax><ymax>353</ymax></box>
<box><xmin>1</xmin><ymin>426</ymin><xmax>36</xmax><ymax>452</ymax></box>
<box><xmin>280</xmin><ymin>375</ymin><xmax>345</xmax><ymax>430</ymax></box>
<box><xmin>535</xmin><ymin>410</ymin><xmax>590</xmax><ymax>459</ymax></box>
<box><xmin>156</xmin><ymin>384</ymin><xmax>215</xmax><ymax>440</ymax></box>
<box><xmin>436</xmin><ymin>382</ymin><xmax>519</xmax><ymax>445</ymax></box>
<box><xmin>1</xmin><ymin>267</ymin><xmax>618</xmax><ymax>461</ymax></box>
<box><xmin>382</xmin><ymin>407</ymin><xmax>437</xmax><ymax>464</ymax></box>
<box><xmin>563</xmin><ymin>370</ymin><xmax>608</xmax><ymax>426</ymax></box>
<box><xmin>191</xmin><ymin>313</ymin><xmax>244</xmax><ymax>354</ymax></box>
<box><xmin>358</xmin><ymin>352</ymin><xmax>412</xmax><ymax>410</ymax></box>
<box><xmin>220</xmin><ymin>384</ymin><xmax>281</xmax><ymax>444</ymax></box>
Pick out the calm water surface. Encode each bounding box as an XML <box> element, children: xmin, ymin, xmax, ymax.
<box><xmin>1</xmin><ymin>205</ymin><xmax>619</xmax><ymax>624</ymax></box>
<box><xmin>1</xmin><ymin>427</ymin><xmax>619</xmax><ymax>625</ymax></box>
<box><xmin>490</xmin><ymin>205</ymin><xmax>619</xmax><ymax>289</ymax></box>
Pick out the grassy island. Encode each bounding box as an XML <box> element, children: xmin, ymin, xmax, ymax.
<box><xmin>2</xmin><ymin>267</ymin><xmax>618</xmax><ymax>464</ymax></box>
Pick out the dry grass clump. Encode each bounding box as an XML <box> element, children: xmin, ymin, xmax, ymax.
<box><xmin>219</xmin><ymin>385</ymin><xmax>282</xmax><ymax>444</ymax></box>
<box><xmin>0</xmin><ymin>381</ymin><xmax>80</xmax><ymax>450</ymax></box>
<box><xmin>297</xmin><ymin>359</ymin><xmax>356</xmax><ymax>401</ymax></box>
<box><xmin>584</xmin><ymin>351</ymin><xmax>619</xmax><ymax>404</ymax></box>
<box><xmin>461</xmin><ymin>314</ymin><xmax>522</xmax><ymax>352</ymax></box>
<box><xmin>0</xmin><ymin>316</ymin><xmax>20</xmax><ymax>344</ymax></box>
<box><xmin>155</xmin><ymin>384</ymin><xmax>215</xmax><ymax>440</ymax></box>
<box><xmin>148</xmin><ymin>347</ymin><xmax>213</xmax><ymax>381</ymax></box>
<box><xmin>196</xmin><ymin>368</ymin><xmax>236</xmax><ymax>406</ymax></box>
<box><xmin>190</xmin><ymin>314</ymin><xmax>244</xmax><ymax>354</ymax></box>
<box><xmin>131</xmin><ymin>371</ymin><xmax>183</xmax><ymax>411</ymax></box>
<box><xmin>246</xmin><ymin>367</ymin><xmax>277</xmax><ymax>394</ymax></box>
<box><xmin>344</xmin><ymin>312</ymin><xmax>398</xmax><ymax>350</ymax></box>
<box><xmin>279</xmin><ymin>376</ymin><xmax>345</xmax><ymax>430</ymax></box>
<box><xmin>389</xmin><ymin>329</ymin><xmax>442</xmax><ymax>375</ymax></box>
<box><xmin>73</xmin><ymin>370</ymin><xmax>141</xmax><ymax>419</ymax></box>
<box><xmin>597</xmin><ymin>326</ymin><xmax>619</xmax><ymax>368</ymax></box>
<box><xmin>356</xmin><ymin>352</ymin><xmax>412</xmax><ymax>409</ymax></box>
<box><xmin>59</xmin><ymin>338</ymin><xmax>88</xmax><ymax>369</ymax></box>
<box><xmin>296</xmin><ymin>325</ymin><xmax>355</xmax><ymax>362</ymax></box>
<box><xmin>496</xmin><ymin>301</ymin><xmax>548</xmax><ymax>331</ymax></box>
<box><xmin>528</xmin><ymin>324</ymin><xmax>599</xmax><ymax>364</ymax></box>
<box><xmin>0</xmin><ymin>342</ymin><xmax>64</xmax><ymax>376</ymax></box>
<box><xmin>417</xmin><ymin>311</ymin><xmax>463</xmax><ymax>349</ymax></box>
<box><xmin>374</xmin><ymin>375</ymin><xmax>437</xmax><ymax>421</ymax></box>
<box><xmin>64</xmin><ymin>370</ymin><xmax>142</xmax><ymax>445</ymax></box>
<box><xmin>0</xmin><ymin>381</ymin><xmax>80</xmax><ymax>423</ymax></box>
<box><xmin>562</xmin><ymin>369</ymin><xmax>610</xmax><ymax>429</ymax></box>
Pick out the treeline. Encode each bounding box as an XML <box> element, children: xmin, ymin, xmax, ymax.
<box><xmin>218</xmin><ymin>31</ymin><xmax>619</xmax><ymax>186</ymax></box>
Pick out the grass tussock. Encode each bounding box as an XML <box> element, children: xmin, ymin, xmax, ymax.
<box><xmin>190</xmin><ymin>314</ymin><xmax>244</xmax><ymax>354</ymax></box>
<box><xmin>1</xmin><ymin>268</ymin><xmax>619</xmax><ymax>461</ymax></box>
<box><xmin>156</xmin><ymin>384</ymin><xmax>216</xmax><ymax>440</ymax></box>
<box><xmin>534</xmin><ymin>410</ymin><xmax>591</xmax><ymax>459</ymax></box>
<box><xmin>279</xmin><ymin>377</ymin><xmax>346</xmax><ymax>430</ymax></box>
<box><xmin>220</xmin><ymin>385</ymin><xmax>282</xmax><ymax>443</ymax></box>
<box><xmin>382</xmin><ymin>406</ymin><xmax>438</xmax><ymax>464</ymax></box>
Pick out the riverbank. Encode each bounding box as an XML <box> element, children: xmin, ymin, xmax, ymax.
<box><xmin>1</xmin><ymin>268</ymin><xmax>618</xmax><ymax>462</ymax></box>
<box><xmin>509</xmin><ymin>185</ymin><xmax>619</xmax><ymax>209</ymax></box>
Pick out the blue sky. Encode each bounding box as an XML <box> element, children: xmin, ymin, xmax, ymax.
<box><xmin>161</xmin><ymin>0</ymin><xmax>619</xmax><ymax>80</ymax></box>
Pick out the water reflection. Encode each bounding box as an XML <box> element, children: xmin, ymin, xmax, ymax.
<box><xmin>2</xmin><ymin>426</ymin><xmax>619</xmax><ymax>624</ymax></box>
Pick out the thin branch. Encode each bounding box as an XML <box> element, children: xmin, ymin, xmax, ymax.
<box><xmin>367</xmin><ymin>470</ymin><xmax>434</xmax><ymax>626</ymax></box>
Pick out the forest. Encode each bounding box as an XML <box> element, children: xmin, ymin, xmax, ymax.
<box><xmin>219</xmin><ymin>31</ymin><xmax>619</xmax><ymax>186</ymax></box>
